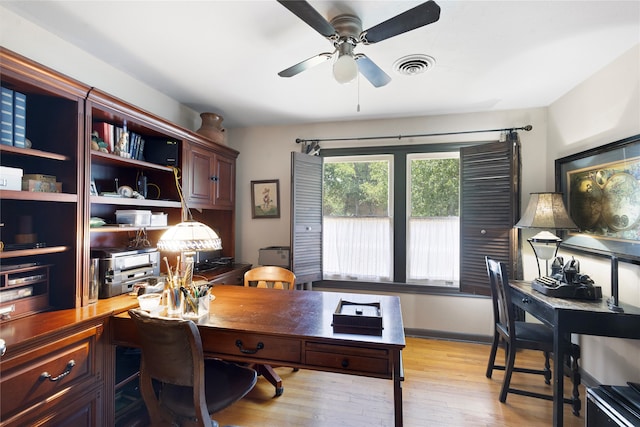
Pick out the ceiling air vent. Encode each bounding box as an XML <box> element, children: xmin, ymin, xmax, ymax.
<box><xmin>393</xmin><ymin>54</ymin><xmax>436</xmax><ymax>76</ymax></box>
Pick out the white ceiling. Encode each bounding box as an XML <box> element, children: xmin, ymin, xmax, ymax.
<box><xmin>3</xmin><ymin>1</ymin><xmax>639</xmax><ymax>128</ymax></box>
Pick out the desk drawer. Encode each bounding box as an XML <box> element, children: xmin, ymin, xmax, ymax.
<box><xmin>200</xmin><ymin>329</ymin><xmax>301</xmax><ymax>364</ymax></box>
<box><xmin>0</xmin><ymin>326</ymin><xmax>100</xmax><ymax>421</ymax></box>
<box><xmin>511</xmin><ymin>288</ymin><xmax>555</xmax><ymax>326</ymax></box>
<box><xmin>305</xmin><ymin>342</ymin><xmax>390</xmax><ymax>377</ymax></box>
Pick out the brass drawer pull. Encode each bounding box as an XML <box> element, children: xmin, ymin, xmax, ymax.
<box><xmin>40</xmin><ymin>360</ymin><xmax>76</xmax><ymax>382</ymax></box>
<box><xmin>235</xmin><ymin>339</ymin><xmax>264</xmax><ymax>354</ymax></box>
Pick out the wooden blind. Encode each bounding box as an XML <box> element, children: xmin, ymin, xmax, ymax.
<box><xmin>459</xmin><ymin>138</ymin><xmax>521</xmax><ymax>295</ymax></box>
<box><xmin>290</xmin><ymin>152</ymin><xmax>323</xmax><ymax>285</ymax></box>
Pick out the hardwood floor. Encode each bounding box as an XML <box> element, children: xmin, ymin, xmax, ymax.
<box><xmin>212</xmin><ymin>337</ymin><xmax>585</xmax><ymax>427</ymax></box>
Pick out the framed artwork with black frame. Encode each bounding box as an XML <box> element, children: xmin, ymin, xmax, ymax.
<box><xmin>251</xmin><ymin>179</ymin><xmax>280</xmax><ymax>219</ymax></box>
<box><xmin>555</xmin><ymin>133</ymin><xmax>640</xmax><ymax>264</ymax></box>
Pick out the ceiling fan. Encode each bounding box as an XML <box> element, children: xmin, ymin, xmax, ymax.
<box><xmin>277</xmin><ymin>0</ymin><xmax>441</xmax><ymax>87</ymax></box>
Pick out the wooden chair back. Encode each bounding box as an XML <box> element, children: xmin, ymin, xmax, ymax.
<box><xmin>485</xmin><ymin>256</ymin><xmax>516</xmax><ymax>343</ymax></box>
<box><xmin>129</xmin><ymin>309</ymin><xmax>257</xmax><ymax>426</ymax></box>
<box><xmin>129</xmin><ymin>308</ymin><xmax>209</xmax><ymax>426</ymax></box>
<box><xmin>244</xmin><ymin>266</ymin><xmax>296</xmax><ymax>290</ymax></box>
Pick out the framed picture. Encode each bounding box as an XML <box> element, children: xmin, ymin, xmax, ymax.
<box><xmin>251</xmin><ymin>179</ymin><xmax>280</xmax><ymax>218</ymax></box>
<box><xmin>555</xmin><ymin>134</ymin><xmax>640</xmax><ymax>263</ymax></box>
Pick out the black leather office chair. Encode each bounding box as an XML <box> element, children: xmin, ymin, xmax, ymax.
<box><xmin>129</xmin><ymin>309</ymin><xmax>257</xmax><ymax>427</ymax></box>
<box><xmin>484</xmin><ymin>257</ymin><xmax>581</xmax><ymax>416</ymax></box>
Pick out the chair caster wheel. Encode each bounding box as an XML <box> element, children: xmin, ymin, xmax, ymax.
<box><xmin>275</xmin><ymin>387</ymin><xmax>284</xmax><ymax>397</ymax></box>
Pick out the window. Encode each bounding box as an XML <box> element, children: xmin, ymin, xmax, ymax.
<box><xmin>322</xmin><ymin>155</ymin><xmax>393</xmax><ymax>281</ymax></box>
<box><xmin>294</xmin><ymin>138</ymin><xmax>520</xmax><ymax>294</ymax></box>
<box><xmin>407</xmin><ymin>153</ymin><xmax>460</xmax><ymax>286</ymax></box>
<box><xmin>322</xmin><ymin>150</ymin><xmax>460</xmax><ymax>287</ymax></box>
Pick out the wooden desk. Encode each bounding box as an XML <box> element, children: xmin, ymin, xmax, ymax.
<box><xmin>111</xmin><ymin>285</ymin><xmax>407</xmax><ymax>426</ymax></box>
<box><xmin>510</xmin><ymin>281</ymin><xmax>640</xmax><ymax>427</ymax></box>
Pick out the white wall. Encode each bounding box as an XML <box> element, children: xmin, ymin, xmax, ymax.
<box><xmin>546</xmin><ymin>44</ymin><xmax>640</xmax><ymax>385</ymax></box>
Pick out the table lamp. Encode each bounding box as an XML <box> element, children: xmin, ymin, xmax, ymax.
<box><xmin>157</xmin><ymin>167</ymin><xmax>222</xmax><ymax>286</ymax></box>
<box><xmin>515</xmin><ymin>192</ymin><xmax>577</xmax><ymax>278</ymax></box>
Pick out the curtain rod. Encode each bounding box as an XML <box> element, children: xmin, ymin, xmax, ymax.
<box><xmin>295</xmin><ymin>125</ymin><xmax>532</xmax><ymax>144</ymax></box>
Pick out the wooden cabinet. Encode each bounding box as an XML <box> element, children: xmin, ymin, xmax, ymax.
<box><xmin>86</xmin><ymin>88</ymin><xmax>185</xmax><ymax>257</ymax></box>
<box><xmin>0</xmin><ymin>322</ymin><xmax>104</xmax><ymax>426</ymax></box>
<box><xmin>0</xmin><ymin>47</ymin><xmax>87</xmax><ymax>312</ymax></box>
<box><xmin>1</xmin><ymin>49</ymin><xmax>241</xmax><ymax>310</ymax></box>
<box><xmin>87</xmin><ymin>91</ymin><xmax>239</xmax><ymax>261</ymax></box>
<box><xmin>0</xmin><ymin>48</ymin><xmax>242</xmax><ymax>426</ymax></box>
<box><xmin>183</xmin><ymin>141</ymin><xmax>236</xmax><ymax>210</ymax></box>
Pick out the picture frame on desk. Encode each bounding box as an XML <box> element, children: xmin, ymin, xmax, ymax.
<box><xmin>251</xmin><ymin>179</ymin><xmax>280</xmax><ymax>219</ymax></box>
<box><xmin>555</xmin><ymin>133</ymin><xmax>640</xmax><ymax>263</ymax></box>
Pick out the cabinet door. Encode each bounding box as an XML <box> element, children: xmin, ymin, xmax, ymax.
<box><xmin>185</xmin><ymin>143</ymin><xmax>215</xmax><ymax>206</ymax></box>
<box><xmin>213</xmin><ymin>154</ymin><xmax>234</xmax><ymax>208</ymax></box>
<box><xmin>185</xmin><ymin>142</ymin><xmax>235</xmax><ymax>209</ymax></box>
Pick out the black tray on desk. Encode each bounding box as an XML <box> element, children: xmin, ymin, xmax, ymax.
<box><xmin>332</xmin><ymin>300</ymin><xmax>383</xmax><ymax>335</ymax></box>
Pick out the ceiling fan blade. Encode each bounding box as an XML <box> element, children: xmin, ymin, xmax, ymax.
<box><xmin>278</xmin><ymin>52</ymin><xmax>333</xmax><ymax>78</ymax></box>
<box><xmin>277</xmin><ymin>0</ymin><xmax>336</xmax><ymax>38</ymax></box>
<box><xmin>361</xmin><ymin>0</ymin><xmax>441</xmax><ymax>44</ymax></box>
<box><xmin>355</xmin><ymin>55</ymin><xmax>391</xmax><ymax>88</ymax></box>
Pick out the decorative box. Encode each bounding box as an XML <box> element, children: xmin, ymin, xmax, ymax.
<box><xmin>22</xmin><ymin>179</ymin><xmax>61</xmax><ymax>193</ymax></box>
<box><xmin>22</xmin><ymin>173</ymin><xmax>56</xmax><ymax>182</ymax></box>
<box><xmin>0</xmin><ymin>165</ymin><xmax>23</xmax><ymax>191</ymax></box>
<box><xmin>115</xmin><ymin>210</ymin><xmax>152</xmax><ymax>226</ymax></box>
<box><xmin>332</xmin><ymin>299</ymin><xmax>383</xmax><ymax>335</ymax></box>
<box><xmin>150</xmin><ymin>212</ymin><xmax>168</xmax><ymax>226</ymax></box>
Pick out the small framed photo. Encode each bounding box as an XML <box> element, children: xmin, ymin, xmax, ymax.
<box><xmin>90</xmin><ymin>180</ymin><xmax>98</xmax><ymax>196</ymax></box>
<box><xmin>251</xmin><ymin>179</ymin><xmax>280</xmax><ymax>218</ymax></box>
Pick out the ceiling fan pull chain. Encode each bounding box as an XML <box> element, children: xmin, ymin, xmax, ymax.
<box><xmin>357</xmin><ymin>73</ymin><xmax>361</xmax><ymax>113</ymax></box>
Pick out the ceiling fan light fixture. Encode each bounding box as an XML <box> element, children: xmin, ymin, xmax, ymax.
<box><xmin>333</xmin><ymin>52</ymin><xmax>358</xmax><ymax>84</ymax></box>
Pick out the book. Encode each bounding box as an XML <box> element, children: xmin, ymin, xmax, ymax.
<box><xmin>137</xmin><ymin>137</ymin><xmax>145</xmax><ymax>161</ymax></box>
<box><xmin>0</xmin><ymin>87</ymin><xmax>13</xmax><ymax>146</ymax></box>
<box><xmin>13</xmin><ymin>91</ymin><xmax>27</xmax><ymax>148</ymax></box>
<box><xmin>94</xmin><ymin>122</ymin><xmax>114</xmax><ymax>152</ymax></box>
<box><xmin>129</xmin><ymin>132</ymin><xmax>139</xmax><ymax>159</ymax></box>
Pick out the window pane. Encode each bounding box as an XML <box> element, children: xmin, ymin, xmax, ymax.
<box><xmin>323</xmin><ymin>157</ymin><xmax>389</xmax><ymax>217</ymax></box>
<box><xmin>323</xmin><ymin>156</ymin><xmax>393</xmax><ymax>281</ymax></box>
<box><xmin>407</xmin><ymin>154</ymin><xmax>460</xmax><ymax>286</ymax></box>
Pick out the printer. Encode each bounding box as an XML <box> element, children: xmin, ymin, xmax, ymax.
<box><xmin>91</xmin><ymin>247</ymin><xmax>160</xmax><ymax>298</ymax></box>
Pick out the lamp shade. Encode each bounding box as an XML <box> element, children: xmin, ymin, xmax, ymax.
<box><xmin>333</xmin><ymin>41</ymin><xmax>358</xmax><ymax>84</ymax></box>
<box><xmin>157</xmin><ymin>220</ymin><xmax>222</xmax><ymax>252</ymax></box>
<box><xmin>515</xmin><ymin>192</ymin><xmax>578</xmax><ymax>230</ymax></box>
<box><xmin>333</xmin><ymin>53</ymin><xmax>358</xmax><ymax>84</ymax></box>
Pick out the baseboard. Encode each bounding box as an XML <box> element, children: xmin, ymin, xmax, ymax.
<box><xmin>404</xmin><ymin>328</ymin><xmax>493</xmax><ymax>344</ymax></box>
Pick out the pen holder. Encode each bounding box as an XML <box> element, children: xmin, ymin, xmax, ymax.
<box><xmin>166</xmin><ymin>287</ymin><xmax>183</xmax><ymax>315</ymax></box>
<box><xmin>181</xmin><ymin>294</ymin><xmax>210</xmax><ymax>320</ymax></box>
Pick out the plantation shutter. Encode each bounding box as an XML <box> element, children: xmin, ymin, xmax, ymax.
<box><xmin>459</xmin><ymin>136</ymin><xmax>521</xmax><ymax>295</ymax></box>
<box><xmin>290</xmin><ymin>152</ymin><xmax>323</xmax><ymax>286</ymax></box>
